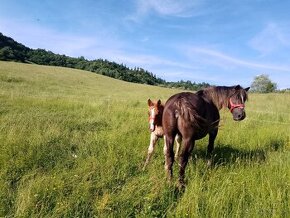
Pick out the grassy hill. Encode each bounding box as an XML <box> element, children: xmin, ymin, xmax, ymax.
<box><xmin>0</xmin><ymin>61</ymin><xmax>289</xmax><ymax>217</ymax></box>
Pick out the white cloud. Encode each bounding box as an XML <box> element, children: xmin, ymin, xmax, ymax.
<box><xmin>111</xmin><ymin>53</ymin><xmax>195</xmax><ymax>70</ymax></box>
<box><xmin>128</xmin><ymin>0</ymin><xmax>200</xmax><ymax>22</ymax></box>
<box><xmin>249</xmin><ymin>22</ymin><xmax>290</xmax><ymax>56</ymax></box>
<box><xmin>144</xmin><ymin>0</ymin><xmax>197</xmax><ymax>16</ymax></box>
<box><xmin>185</xmin><ymin>46</ymin><xmax>290</xmax><ymax>72</ymax></box>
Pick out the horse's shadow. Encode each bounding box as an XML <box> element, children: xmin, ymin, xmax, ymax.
<box><xmin>168</xmin><ymin>139</ymin><xmax>286</xmax><ymax>197</ymax></box>
<box><xmin>192</xmin><ymin>144</ymin><xmax>267</xmax><ymax>166</ymax></box>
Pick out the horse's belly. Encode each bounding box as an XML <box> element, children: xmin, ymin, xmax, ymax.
<box><xmin>194</xmin><ymin>124</ymin><xmax>218</xmax><ymax>140</ymax></box>
<box><xmin>194</xmin><ymin>131</ymin><xmax>208</xmax><ymax>140</ymax></box>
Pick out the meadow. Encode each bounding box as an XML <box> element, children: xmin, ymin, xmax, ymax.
<box><xmin>0</xmin><ymin>61</ymin><xmax>289</xmax><ymax>217</ymax></box>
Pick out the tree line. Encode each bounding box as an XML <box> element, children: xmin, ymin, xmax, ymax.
<box><xmin>0</xmin><ymin>32</ymin><xmax>210</xmax><ymax>90</ymax></box>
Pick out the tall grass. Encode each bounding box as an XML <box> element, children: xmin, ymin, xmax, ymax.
<box><xmin>0</xmin><ymin>61</ymin><xmax>289</xmax><ymax>217</ymax></box>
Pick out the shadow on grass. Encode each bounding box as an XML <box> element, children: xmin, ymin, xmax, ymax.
<box><xmin>210</xmin><ymin>145</ymin><xmax>266</xmax><ymax>166</ymax></box>
<box><xmin>192</xmin><ymin>138</ymin><xmax>286</xmax><ymax>167</ymax></box>
<box><xmin>192</xmin><ymin>145</ymin><xmax>263</xmax><ymax>167</ymax></box>
<box><xmin>137</xmin><ymin>138</ymin><xmax>287</xmax><ymax>214</ymax></box>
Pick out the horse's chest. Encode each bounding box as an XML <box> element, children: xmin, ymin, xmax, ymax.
<box><xmin>154</xmin><ymin>126</ymin><xmax>164</xmax><ymax>137</ymax></box>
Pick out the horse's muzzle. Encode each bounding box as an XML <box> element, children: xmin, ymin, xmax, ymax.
<box><xmin>233</xmin><ymin>110</ymin><xmax>246</xmax><ymax>121</ymax></box>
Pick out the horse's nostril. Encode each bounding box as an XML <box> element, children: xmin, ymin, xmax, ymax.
<box><xmin>237</xmin><ymin>112</ymin><xmax>246</xmax><ymax>120</ymax></box>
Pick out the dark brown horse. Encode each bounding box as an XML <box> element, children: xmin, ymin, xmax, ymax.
<box><xmin>162</xmin><ymin>85</ymin><xmax>250</xmax><ymax>186</ymax></box>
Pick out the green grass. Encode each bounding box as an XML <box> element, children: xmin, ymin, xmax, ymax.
<box><xmin>0</xmin><ymin>61</ymin><xmax>289</xmax><ymax>217</ymax></box>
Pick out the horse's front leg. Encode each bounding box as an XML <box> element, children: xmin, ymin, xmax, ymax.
<box><xmin>207</xmin><ymin>128</ymin><xmax>218</xmax><ymax>167</ymax></box>
<box><xmin>143</xmin><ymin>132</ymin><xmax>159</xmax><ymax>170</ymax></box>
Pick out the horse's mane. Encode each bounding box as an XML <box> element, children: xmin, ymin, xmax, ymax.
<box><xmin>197</xmin><ymin>85</ymin><xmax>248</xmax><ymax>110</ymax></box>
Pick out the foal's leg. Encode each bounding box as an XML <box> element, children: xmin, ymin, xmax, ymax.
<box><xmin>174</xmin><ymin>134</ymin><xmax>182</xmax><ymax>159</ymax></box>
<box><xmin>207</xmin><ymin>128</ymin><xmax>218</xmax><ymax>167</ymax></box>
<box><xmin>178</xmin><ymin>137</ymin><xmax>195</xmax><ymax>187</ymax></box>
<box><xmin>164</xmin><ymin>134</ymin><xmax>175</xmax><ymax>181</ymax></box>
<box><xmin>143</xmin><ymin>132</ymin><xmax>159</xmax><ymax>170</ymax></box>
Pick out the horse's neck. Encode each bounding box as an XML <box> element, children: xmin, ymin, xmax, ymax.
<box><xmin>202</xmin><ymin>87</ymin><xmax>231</xmax><ymax>110</ymax></box>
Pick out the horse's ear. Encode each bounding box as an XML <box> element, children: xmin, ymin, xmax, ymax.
<box><xmin>148</xmin><ymin>99</ymin><xmax>153</xmax><ymax>106</ymax></box>
<box><xmin>234</xmin><ymin>85</ymin><xmax>241</xmax><ymax>90</ymax></box>
<box><xmin>157</xmin><ymin>99</ymin><xmax>161</xmax><ymax>105</ymax></box>
<box><xmin>244</xmin><ymin>87</ymin><xmax>250</xmax><ymax>92</ymax></box>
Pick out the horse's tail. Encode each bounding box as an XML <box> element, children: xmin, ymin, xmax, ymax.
<box><xmin>174</xmin><ymin>96</ymin><xmax>207</xmax><ymax>129</ymax></box>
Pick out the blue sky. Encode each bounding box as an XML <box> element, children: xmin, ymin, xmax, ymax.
<box><xmin>1</xmin><ymin>0</ymin><xmax>290</xmax><ymax>89</ymax></box>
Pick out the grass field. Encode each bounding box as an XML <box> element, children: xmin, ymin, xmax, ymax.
<box><xmin>0</xmin><ymin>61</ymin><xmax>289</xmax><ymax>217</ymax></box>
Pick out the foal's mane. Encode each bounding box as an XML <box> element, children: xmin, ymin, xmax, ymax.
<box><xmin>154</xmin><ymin>102</ymin><xmax>164</xmax><ymax>114</ymax></box>
<box><xmin>150</xmin><ymin>101</ymin><xmax>164</xmax><ymax>125</ymax></box>
<box><xmin>197</xmin><ymin>85</ymin><xmax>248</xmax><ymax>110</ymax></box>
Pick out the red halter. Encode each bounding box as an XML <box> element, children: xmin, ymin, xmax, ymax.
<box><xmin>229</xmin><ymin>98</ymin><xmax>245</xmax><ymax>113</ymax></box>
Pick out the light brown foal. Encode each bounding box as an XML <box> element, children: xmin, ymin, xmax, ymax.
<box><xmin>143</xmin><ymin>99</ymin><xmax>181</xmax><ymax>170</ymax></box>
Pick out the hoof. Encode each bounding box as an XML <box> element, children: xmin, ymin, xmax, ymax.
<box><xmin>207</xmin><ymin>159</ymin><xmax>213</xmax><ymax>167</ymax></box>
<box><xmin>177</xmin><ymin>180</ymin><xmax>186</xmax><ymax>192</ymax></box>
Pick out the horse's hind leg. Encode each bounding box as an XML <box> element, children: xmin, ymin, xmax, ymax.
<box><xmin>178</xmin><ymin>137</ymin><xmax>195</xmax><ymax>187</ymax></box>
<box><xmin>143</xmin><ymin>132</ymin><xmax>158</xmax><ymax>170</ymax></box>
<box><xmin>164</xmin><ymin>134</ymin><xmax>175</xmax><ymax>181</ymax></box>
<box><xmin>207</xmin><ymin>129</ymin><xmax>218</xmax><ymax>167</ymax></box>
<box><xmin>174</xmin><ymin>134</ymin><xmax>182</xmax><ymax>159</ymax></box>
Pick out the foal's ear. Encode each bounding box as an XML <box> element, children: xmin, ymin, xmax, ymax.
<box><xmin>157</xmin><ymin>99</ymin><xmax>161</xmax><ymax>105</ymax></box>
<box><xmin>244</xmin><ymin>87</ymin><xmax>250</xmax><ymax>92</ymax></box>
<box><xmin>148</xmin><ymin>99</ymin><xmax>153</xmax><ymax>106</ymax></box>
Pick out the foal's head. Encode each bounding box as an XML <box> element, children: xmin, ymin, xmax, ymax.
<box><xmin>228</xmin><ymin>85</ymin><xmax>250</xmax><ymax>121</ymax></box>
<box><xmin>147</xmin><ymin>99</ymin><xmax>163</xmax><ymax>132</ymax></box>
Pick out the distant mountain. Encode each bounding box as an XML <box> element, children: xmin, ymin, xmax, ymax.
<box><xmin>0</xmin><ymin>32</ymin><xmax>210</xmax><ymax>90</ymax></box>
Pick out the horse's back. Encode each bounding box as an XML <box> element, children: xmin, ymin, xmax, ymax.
<box><xmin>164</xmin><ymin>92</ymin><xmax>205</xmax><ymax>116</ymax></box>
<box><xmin>163</xmin><ymin>92</ymin><xmax>218</xmax><ymax>139</ymax></box>
<box><xmin>163</xmin><ymin>92</ymin><xmax>203</xmax><ymax>134</ymax></box>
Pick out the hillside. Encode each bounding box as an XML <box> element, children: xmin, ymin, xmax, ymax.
<box><xmin>0</xmin><ymin>61</ymin><xmax>290</xmax><ymax>217</ymax></box>
<box><xmin>0</xmin><ymin>32</ymin><xmax>209</xmax><ymax>90</ymax></box>
<box><xmin>0</xmin><ymin>61</ymin><xmax>177</xmax><ymax>102</ymax></box>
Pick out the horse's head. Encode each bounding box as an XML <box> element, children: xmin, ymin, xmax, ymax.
<box><xmin>228</xmin><ymin>85</ymin><xmax>250</xmax><ymax>121</ymax></box>
<box><xmin>147</xmin><ymin>99</ymin><xmax>162</xmax><ymax>132</ymax></box>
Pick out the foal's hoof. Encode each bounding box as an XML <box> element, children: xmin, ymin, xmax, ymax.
<box><xmin>207</xmin><ymin>159</ymin><xmax>213</xmax><ymax>167</ymax></box>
